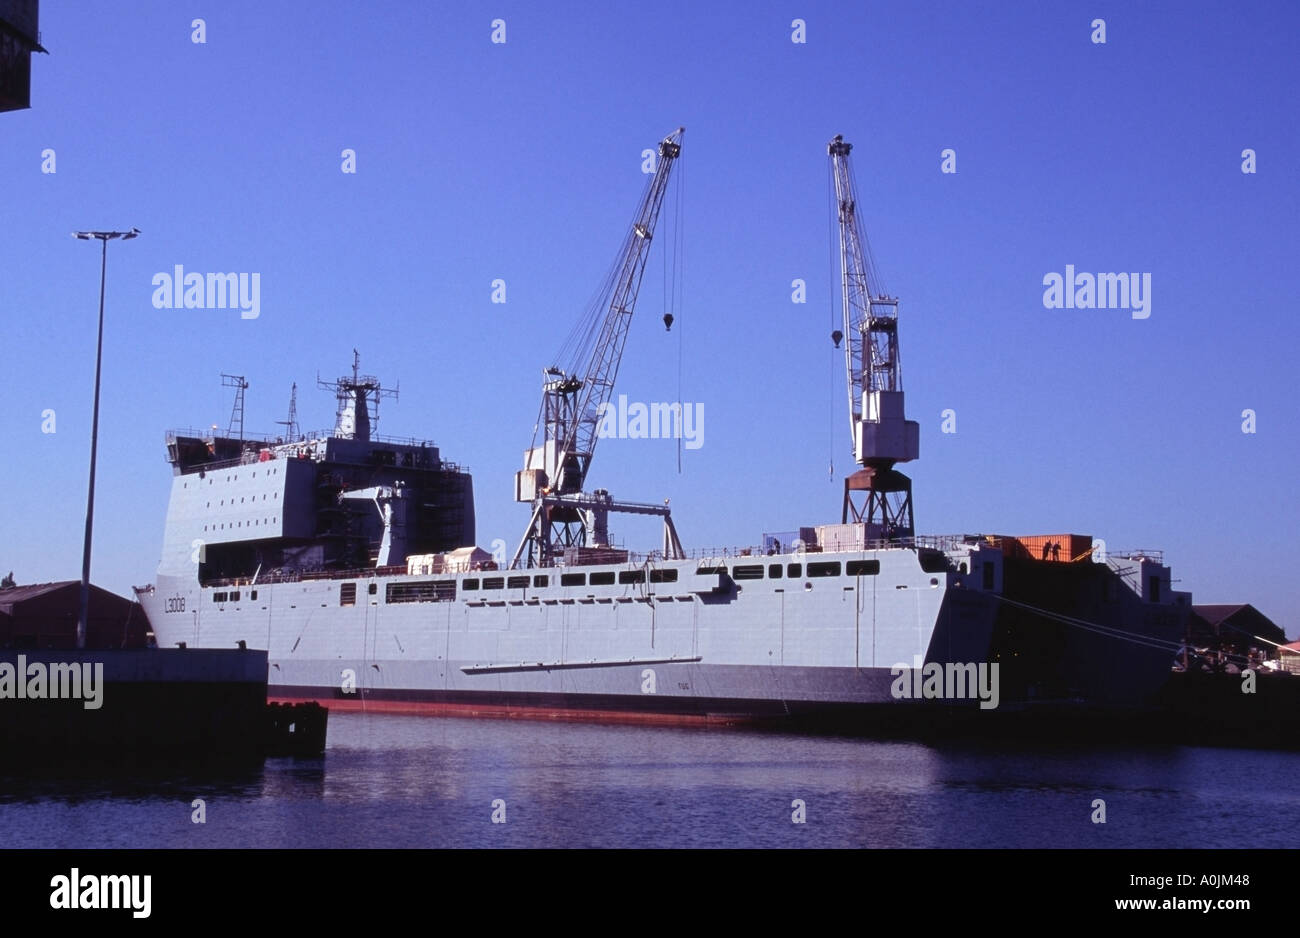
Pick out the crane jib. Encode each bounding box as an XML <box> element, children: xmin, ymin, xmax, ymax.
<box><xmin>513</xmin><ymin>128</ymin><xmax>686</xmax><ymax>568</ymax></box>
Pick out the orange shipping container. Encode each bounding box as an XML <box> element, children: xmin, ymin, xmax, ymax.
<box><xmin>1012</xmin><ymin>534</ymin><xmax>1093</xmax><ymax>563</ymax></box>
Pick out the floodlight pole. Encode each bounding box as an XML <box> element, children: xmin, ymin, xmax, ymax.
<box><xmin>72</xmin><ymin>228</ymin><xmax>139</xmax><ymax>649</ymax></box>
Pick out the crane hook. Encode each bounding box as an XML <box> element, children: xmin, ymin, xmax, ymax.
<box><xmin>831</xmin><ymin>329</ymin><xmax>843</xmax><ymax>348</ymax></box>
<box><xmin>663</xmin><ymin>313</ymin><xmax>674</xmax><ymax>332</ymax></box>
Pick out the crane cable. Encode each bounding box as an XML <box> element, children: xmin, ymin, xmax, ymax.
<box><xmin>827</xmin><ymin>157</ymin><xmax>839</xmax><ymax>482</ymax></box>
<box><xmin>659</xmin><ymin>153</ymin><xmax>685</xmax><ymax>474</ymax></box>
<box><xmin>993</xmin><ymin>595</ymin><xmax>1185</xmax><ymax>654</ymax></box>
<box><xmin>996</xmin><ymin>593</ymin><xmax>1291</xmax><ymax>671</ymax></box>
<box><xmin>674</xmin><ymin>157</ymin><xmax>685</xmax><ymax>474</ymax></box>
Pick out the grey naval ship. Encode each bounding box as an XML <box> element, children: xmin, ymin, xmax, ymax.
<box><xmin>137</xmin><ymin>130</ymin><xmax>1188</xmax><ymax>728</ymax></box>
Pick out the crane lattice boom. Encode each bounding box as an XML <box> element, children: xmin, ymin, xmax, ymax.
<box><xmin>564</xmin><ymin>127</ymin><xmax>682</xmax><ymax>491</ymax></box>
<box><xmin>512</xmin><ymin>128</ymin><xmax>685</xmax><ymax>568</ymax></box>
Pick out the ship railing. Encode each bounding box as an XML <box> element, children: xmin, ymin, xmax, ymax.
<box><xmin>199</xmin><ymin>534</ymin><xmax>1020</xmax><ymax>588</ymax></box>
<box><xmin>168</xmin><ymin>426</ymin><xmax>449</xmax><ymax>471</ymax></box>
<box><xmin>179</xmin><ymin>449</ymin><xmax>461</xmax><ymax>475</ymax></box>
<box><xmin>165</xmin><ymin>429</ymin><xmax>298</xmax><ymax>458</ymax></box>
<box><xmin>178</xmin><ymin>450</ymin><xmax>314</xmax><ymax>473</ymax></box>
<box><xmin>166</xmin><ymin>426</ymin><xmax>281</xmax><ymax>445</ymax></box>
<box><xmin>202</xmin><ymin>559</ymin><xmax>504</xmax><ymax>589</ymax></box>
<box><xmin>204</xmin><ymin>570</ymin><xmax>304</xmax><ymax>588</ymax></box>
<box><xmin>368</xmin><ymin>432</ymin><xmax>440</xmax><ymax>449</ymax></box>
<box><xmin>167</xmin><ymin>426</ymin><xmax>438</xmax><ymax>448</ymax></box>
<box><xmin>287</xmin><ymin>428</ymin><xmax>440</xmax><ymax>450</ymax></box>
<box><xmin>621</xmin><ymin>535</ymin><xmax>987</xmax><ymax>566</ymax></box>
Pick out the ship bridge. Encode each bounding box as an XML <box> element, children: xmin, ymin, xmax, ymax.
<box><xmin>155</xmin><ymin>360</ymin><xmax>475</xmax><ymax>585</ymax></box>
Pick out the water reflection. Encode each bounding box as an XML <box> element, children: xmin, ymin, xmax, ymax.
<box><xmin>2</xmin><ymin>713</ymin><xmax>1299</xmax><ymax>848</ymax></box>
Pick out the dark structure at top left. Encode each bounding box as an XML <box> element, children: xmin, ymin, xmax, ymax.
<box><xmin>0</xmin><ymin>0</ymin><xmax>45</xmax><ymax>113</ymax></box>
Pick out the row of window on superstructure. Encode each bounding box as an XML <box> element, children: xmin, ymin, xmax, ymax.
<box><xmin>204</xmin><ymin>517</ymin><xmax>277</xmax><ymax>531</ymax></box>
<box><xmin>206</xmin><ymin>493</ymin><xmax>277</xmax><ymax>507</ymax></box>
<box><xmin>333</xmin><ymin>560</ymin><xmax>893</xmax><ymax>608</ymax></box>
<box><xmin>212</xmin><ymin>589</ymin><xmax>257</xmax><ymax>603</ymax></box>
<box><xmin>329</xmin><ymin>568</ymin><xmax>684</xmax><ymax>607</ymax></box>
<box><xmin>207</xmin><ymin>557</ymin><xmax>903</xmax><ymax>610</ymax></box>
<box><xmin>183</xmin><ymin>467</ymin><xmax>279</xmax><ymax>489</ymax></box>
<box><xmin>728</xmin><ymin>560</ymin><xmax>881</xmax><ymax>580</ymax></box>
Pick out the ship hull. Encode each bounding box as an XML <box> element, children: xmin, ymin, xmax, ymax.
<box><xmin>140</xmin><ymin>547</ymin><xmax>1015</xmax><ymax>726</ymax></box>
<box><xmin>264</xmin><ymin>662</ymin><xmax>957</xmax><ymax>722</ymax></box>
<box><xmin>259</xmin><ymin>685</ymin><xmax>1188</xmax><ymax>741</ymax></box>
<box><xmin>134</xmin><ymin>536</ymin><xmax>1189</xmax><ymax>730</ymax></box>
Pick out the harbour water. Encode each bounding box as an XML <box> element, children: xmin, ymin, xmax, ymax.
<box><xmin>4</xmin><ymin>713</ymin><xmax>1299</xmax><ymax>849</ymax></box>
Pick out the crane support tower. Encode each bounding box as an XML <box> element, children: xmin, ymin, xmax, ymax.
<box><xmin>511</xmin><ymin>127</ymin><xmax>686</xmax><ymax>569</ymax></box>
<box><xmin>828</xmin><ymin>134</ymin><xmax>920</xmax><ymax>540</ymax></box>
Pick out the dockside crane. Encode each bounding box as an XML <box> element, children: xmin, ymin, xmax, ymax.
<box><xmin>510</xmin><ymin>127</ymin><xmax>686</xmax><ymax>569</ymax></box>
<box><xmin>828</xmin><ymin>134</ymin><xmax>920</xmax><ymax>541</ymax></box>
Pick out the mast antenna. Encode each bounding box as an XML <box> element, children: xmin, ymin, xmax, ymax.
<box><xmin>275</xmin><ymin>382</ymin><xmax>300</xmax><ymax>442</ymax></box>
<box><xmin>221</xmin><ymin>373</ymin><xmax>249</xmax><ymax>444</ymax></box>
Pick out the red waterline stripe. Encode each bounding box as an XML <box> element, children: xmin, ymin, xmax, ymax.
<box><xmin>267</xmin><ymin>694</ymin><xmax>759</xmax><ymax>727</ymax></box>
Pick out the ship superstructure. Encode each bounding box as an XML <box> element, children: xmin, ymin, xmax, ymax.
<box><xmin>157</xmin><ymin>351</ymin><xmax>474</xmax><ymax>587</ymax></box>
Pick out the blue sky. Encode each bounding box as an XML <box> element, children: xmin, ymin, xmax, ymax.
<box><xmin>2</xmin><ymin>1</ymin><xmax>1297</xmax><ymax>634</ymax></box>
